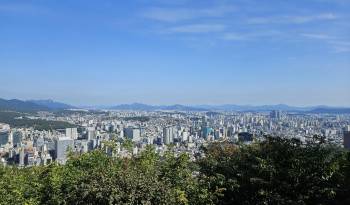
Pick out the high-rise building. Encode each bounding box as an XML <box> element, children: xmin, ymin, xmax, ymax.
<box><xmin>19</xmin><ymin>147</ymin><xmax>25</xmax><ymax>167</ymax></box>
<box><xmin>0</xmin><ymin>124</ymin><xmax>10</xmax><ymax>146</ymax></box>
<box><xmin>201</xmin><ymin>127</ymin><xmax>213</xmax><ymax>139</ymax></box>
<box><xmin>66</xmin><ymin>128</ymin><xmax>78</xmax><ymax>140</ymax></box>
<box><xmin>7</xmin><ymin>131</ymin><xmax>13</xmax><ymax>145</ymax></box>
<box><xmin>343</xmin><ymin>126</ymin><xmax>350</xmax><ymax>149</ymax></box>
<box><xmin>87</xmin><ymin>130</ymin><xmax>96</xmax><ymax>141</ymax></box>
<box><xmin>56</xmin><ymin>137</ymin><xmax>74</xmax><ymax>164</ymax></box>
<box><xmin>270</xmin><ymin>110</ymin><xmax>283</xmax><ymax>120</ymax></box>
<box><xmin>13</xmin><ymin>131</ymin><xmax>22</xmax><ymax>146</ymax></box>
<box><xmin>124</xmin><ymin>127</ymin><xmax>141</xmax><ymax>142</ymax></box>
<box><xmin>163</xmin><ymin>126</ymin><xmax>174</xmax><ymax>145</ymax></box>
<box><xmin>181</xmin><ymin>131</ymin><xmax>189</xmax><ymax>142</ymax></box>
<box><xmin>201</xmin><ymin>116</ymin><xmax>209</xmax><ymax>127</ymax></box>
<box><xmin>214</xmin><ymin>130</ymin><xmax>221</xmax><ymax>140</ymax></box>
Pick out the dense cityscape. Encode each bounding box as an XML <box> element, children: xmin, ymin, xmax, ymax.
<box><xmin>1</xmin><ymin>0</ymin><xmax>349</xmax><ymax>203</ymax></box>
<box><xmin>1</xmin><ymin>108</ymin><xmax>350</xmax><ymax>167</ymax></box>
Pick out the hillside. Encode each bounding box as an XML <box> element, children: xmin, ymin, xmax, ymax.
<box><xmin>0</xmin><ymin>98</ymin><xmax>76</xmax><ymax>112</ymax></box>
<box><xmin>0</xmin><ymin>111</ymin><xmax>76</xmax><ymax>130</ymax></box>
<box><xmin>28</xmin><ymin>99</ymin><xmax>76</xmax><ymax>110</ymax></box>
<box><xmin>0</xmin><ymin>98</ymin><xmax>49</xmax><ymax>112</ymax></box>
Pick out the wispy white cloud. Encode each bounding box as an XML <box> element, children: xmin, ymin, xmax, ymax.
<box><xmin>166</xmin><ymin>24</ymin><xmax>226</xmax><ymax>33</ymax></box>
<box><xmin>248</xmin><ymin>13</ymin><xmax>337</xmax><ymax>24</ymax></box>
<box><xmin>289</xmin><ymin>13</ymin><xmax>337</xmax><ymax>23</ymax></box>
<box><xmin>300</xmin><ymin>33</ymin><xmax>333</xmax><ymax>39</ymax></box>
<box><xmin>137</xmin><ymin>0</ymin><xmax>190</xmax><ymax>6</ymax></box>
<box><xmin>331</xmin><ymin>41</ymin><xmax>350</xmax><ymax>53</ymax></box>
<box><xmin>140</xmin><ymin>2</ymin><xmax>348</xmax><ymax>55</ymax></box>
<box><xmin>142</xmin><ymin>6</ymin><xmax>236</xmax><ymax>22</ymax></box>
<box><xmin>222</xmin><ymin>33</ymin><xmax>247</xmax><ymax>41</ymax></box>
<box><xmin>222</xmin><ymin>30</ymin><xmax>282</xmax><ymax>41</ymax></box>
<box><xmin>300</xmin><ymin>33</ymin><xmax>350</xmax><ymax>53</ymax></box>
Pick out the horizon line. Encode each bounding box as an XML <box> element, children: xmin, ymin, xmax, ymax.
<box><xmin>1</xmin><ymin>97</ymin><xmax>350</xmax><ymax>108</ymax></box>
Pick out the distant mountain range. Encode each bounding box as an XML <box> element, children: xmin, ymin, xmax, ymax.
<box><xmin>109</xmin><ymin>103</ymin><xmax>207</xmax><ymax>111</ymax></box>
<box><xmin>195</xmin><ymin>104</ymin><xmax>310</xmax><ymax>112</ymax></box>
<box><xmin>108</xmin><ymin>103</ymin><xmax>350</xmax><ymax>113</ymax></box>
<box><xmin>0</xmin><ymin>98</ymin><xmax>349</xmax><ymax>114</ymax></box>
<box><xmin>308</xmin><ymin>107</ymin><xmax>350</xmax><ymax>114</ymax></box>
<box><xmin>109</xmin><ymin>103</ymin><xmax>300</xmax><ymax>112</ymax></box>
<box><xmin>0</xmin><ymin>98</ymin><xmax>75</xmax><ymax>112</ymax></box>
<box><xmin>0</xmin><ymin>98</ymin><xmax>50</xmax><ymax>112</ymax></box>
<box><xmin>28</xmin><ymin>99</ymin><xmax>76</xmax><ymax>110</ymax></box>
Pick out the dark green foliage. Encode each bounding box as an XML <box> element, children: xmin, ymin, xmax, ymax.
<box><xmin>0</xmin><ymin>148</ymin><xmax>201</xmax><ymax>205</ymax></box>
<box><xmin>0</xmin><ymin>138</ymin><xmax>349</xmax><ymax>205</ymax></box>
<box><xmin>0</xmin><ymin>166</ymin><xmax>43</xmax><ymax>204</ymax></box>
<box><xmin>198</xmin><ymin>137</ymin><xmax>350</xmax><ymax>205</ymax></box>
<box><xmin>39</xmin><ymin>150</ymin><xmax>177</xmax><ymax>205</ymax></box>
<box><xmin>0</xmin><ymin>111</ymin><xmax>76</xmax><ymax>130</ymax></box>
<box><xmin>121</xmin><ymin>139</ymin><xmax>134</xmax><ymax>153</ymax></box>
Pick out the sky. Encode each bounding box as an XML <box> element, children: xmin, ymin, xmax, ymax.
<box><xmin>0</xmin><ymin>0</ymin><xmax>349</xmax><ymax>106</ymax></box>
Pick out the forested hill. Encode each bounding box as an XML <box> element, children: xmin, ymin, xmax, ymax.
<box><xmin>0</xmin><ymin>98</ymin><xmax>76</xmax><ymax>112</ymax></box>
<box><xmin>0</xmin><ymin>98</ymin><xmax>50</xmax><ymax>112</ymax></box>
<box><xmin>0</xmin><ymin>111</ymin><xmax>76</xmax><ymax>130</ymax></box>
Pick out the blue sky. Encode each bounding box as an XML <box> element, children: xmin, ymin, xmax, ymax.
<box><xmin>0</xmin><ymin>0</ymin><xmax>349</xmax><ymax>106</ymax></box>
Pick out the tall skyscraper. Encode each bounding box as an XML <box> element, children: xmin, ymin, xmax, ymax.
<box><xmin>202</xmin><ymin>116</ymin><xmax>208</xmax><ymax>127</ymax></box>
<box><xmin>66</xmin><ymin>128</ymin><xmax>78</xmax><ymax>140</ymax></box>
<box><xmin>163</xmin><ymin>126</ymin><xmax>174</xmax><ymax>145</ymax></box>
<box><xmin>19</xmin><ymin>147</ymin><xmax>25</xmax><ymax>167</ymax></box>
<box><xmin>13</xmin><ymin>131</ymin><xmax>22</xmax><ymax>146</ymax></box>
<box><xmin>124</xmin><ymin>127</ymin><xmax>141</xmax><ymax>142</ymax></box>
<box><xmin>87</xmin><ymin>130</ymin><xmax>97</xmax><ymax>141</ymax></box>
<box><xmin>0</xmin><ymin>123</ymin><xmax>10</xmax><ymax>147</ymax></box>
<box><xmin>343</xmin><ymin>126</ymin><xmax>350</xmax><ymax>149</ymax></box>
<box><xmin>202</xmin><ymin>127</ymin><xmax>213</xmax><ymax>139</ymax></box>
<box><xmin>270</xmin><ymin>110</ymin><xmax>283</xmax><ymax>120</ymax></box>
<box><xmin>56</xmin><ymin>137</ymin><xmax>74</xmax><ymax>164</ymax></box>
<box><xmin>7</xmin><ymin>131</ymin><xmax>13</xmax><ymax>145</ymax></box>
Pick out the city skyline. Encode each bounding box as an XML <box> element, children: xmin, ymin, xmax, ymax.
<box><xmin>1</xmin><ymin>0</ymin><xmax>349</xmax><ymax>106</ymax></box>
<box><xmin>1</xmin><ymin>1</ymin><xmax>350</xmax><ymax>204</ymax></box>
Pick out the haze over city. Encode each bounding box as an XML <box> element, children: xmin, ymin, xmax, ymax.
<box><xmin>1</xmin><ymin>0</ymin><xmax>349</xmax><ymax>106</ymax></box>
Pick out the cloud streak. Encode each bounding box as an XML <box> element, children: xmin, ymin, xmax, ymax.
<box><xmin>222</xmin><ymin>30</ymin><xmax>282</xmax><ymax>41</ymax></box>
<box><xmin>300</xmin><ymin>33</ymin><xmax>333</xmax><ymax>39</ymax></box>
<box><xmin>247</xmin><ymin>13</ymin><xmax>337</xmax><ymax>24</ymax></box>
<box><xmin>331</xmin><ymin>41</ymin><xmax>350</xmax><ymax>53</ymax></box>
<box><xmin>142</xmin><ymin>6</ymin><xmax>236</xmax><ymax>22</ymax></box>
<box><xmin>139</xmin><ymin>2</ymin><xmax>348</xmax><ymax>54</ymax></box>
<box><xmin>300</xmin><ymin>33</ymin><xmax>350</xmax><ymax>53</ymax></box>
<box><xmin>166</xmin><ymin>24</ymin><xmax>227</xmax><ymax>33</ymax></box>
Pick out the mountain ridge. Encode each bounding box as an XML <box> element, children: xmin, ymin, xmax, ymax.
<box><xmin>0</xmin><ymin>98</ymin><xmax>75</xmax><ymax>112</ymax></box>
<box><xmin>1</xmin><ymin>98</ymin><xmax>350</xmax><ymax>113</ymax></box>
<box><xmin>28</xmin><ymin>99</ymin><xmax>76</xmax><ymax>110</ymax></box>
<box><xmin>108</xmin><ymin>103</ymin><xmax>350</xmax><ymax>113</ymax></box>
<box><xmin>0</xmin><ymin>98</ymin><xmax>50</xmax><ymax>112</ymax></box>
